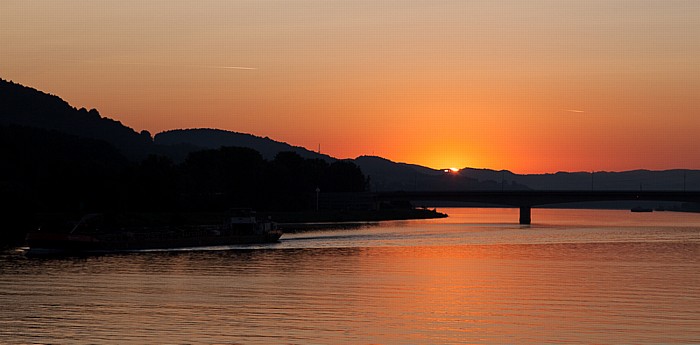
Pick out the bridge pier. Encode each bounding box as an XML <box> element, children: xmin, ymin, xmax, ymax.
<box><xmin>519</xmin><ymin>206</ymin><xmax>531</xmax><ymax>225</ymax></box>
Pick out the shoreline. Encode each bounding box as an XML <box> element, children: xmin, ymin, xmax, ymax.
<box><xmin>0</xmin><ymin>208</ymin><xmax>447</xmax><ymax>249</ymax></box>
<box><xmin>260</xmin><ymin>208</ymin><xmax>447</xmax><ymax>224</ymax></box>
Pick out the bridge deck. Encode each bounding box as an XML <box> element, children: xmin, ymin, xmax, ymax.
<box><xmin>375</xmin><ymin>190</ymin><xmax>700</xmax><ymax>224</ymax></box>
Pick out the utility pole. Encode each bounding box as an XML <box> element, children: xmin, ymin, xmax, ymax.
<box><xmin>591</xmin><ymin>171</ymin><xmax>594</xmax><ymax>191</ymax></box>
<box><xmin>684</xmin><ymin>172</ymin><xmax>687</xmax><ymax>192</ymax></box>
<box><xmin>315</xmin><ymin>187</ymin><xmax>320</xmax><ymax>212</ymax></box>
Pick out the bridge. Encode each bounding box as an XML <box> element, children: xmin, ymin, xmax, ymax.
<box><xmin>375</xmin><ymin>190</ymin><xmax>700</xmax><ymax>224</ymax></box>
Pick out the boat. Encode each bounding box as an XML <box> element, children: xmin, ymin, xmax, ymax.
<box><xmin>630</xmin><ymin>206</ymin><xmax>653</xmax><ymax>213</ymax></box>
<box><xmin>25</xmin><ymin>210</ymin><xmax>282</xmax><ymax>256</ymax></box>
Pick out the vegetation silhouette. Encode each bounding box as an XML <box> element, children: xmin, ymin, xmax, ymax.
<box><xmin>0</xmin><ymin>121</ymin><xmax>371</xmax><ymax>247</ymax></box>
<box><xmin>0</xmin><ymin>78</ymin><xmax>374</xmax><ymax>247</ymax></box>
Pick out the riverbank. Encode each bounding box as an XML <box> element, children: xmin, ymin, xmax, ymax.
<box><xmin>261</xmin><ymin>208</ymin><xmax>447</xmax><ymax>224</ymax></box>
<box><xmin>0</xmin><ymin>208</ymin><xmax>447</xmax><ymax>249</ymax></box>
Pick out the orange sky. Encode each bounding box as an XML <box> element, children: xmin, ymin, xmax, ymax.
<box><xmin>2</xmin><ymin>0</ymin><xmax>699</xmax><ymax>173</ymax></box>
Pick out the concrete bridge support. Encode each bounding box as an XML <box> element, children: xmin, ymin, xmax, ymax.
<box><xmin>519</xmin><ymin>206</ymin><xmax>531</xmax><ymax>225</ymax></box>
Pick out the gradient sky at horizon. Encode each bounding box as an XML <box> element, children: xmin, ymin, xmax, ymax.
<box><xmin>2</xmin><ymin>0</ymin><xmax>699</xmax><ymax>173</ymax></box>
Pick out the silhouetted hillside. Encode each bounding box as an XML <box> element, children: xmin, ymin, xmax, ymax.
<box><xmin>0</xmin><ymin>78</ymin><xmax>153</xmax><ymax>160</ymax></box>
<box><xmin>354</xmin><ymin>156</ymin><xmax>700</xmax><ymax>192</ymax></box>
<box><xmin>459</xmin><ymin>168</ymin><xmax>700</xmax><ymax>191</ymax></box>
<box><xmin>355</xmin><ymin>156</ymin><xmax>529</xmax><ymax>191</ymax></box>
<box><xmin>0</xmin><ymin>78</ymin><xmax>375</xmax><ymax>246</ymax></box>
<box><xmin>2</xmin><ymin>77</ymin><xmax>698</xmax><ymax>229</ymax></box>
<box><xmin>155</xmin><ymin>128</ymin><xmax>336</xmax><ymax>162</ymax></box>
<box><xmin>4</xmin><ymin>77</ymin><xmax>699</xmax><ymax>194</ymax></box>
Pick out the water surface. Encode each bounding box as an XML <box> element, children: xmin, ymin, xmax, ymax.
<box><xmin>1</xmin><ymin>208</ymin><xmax>699</xmax><ymax>344</ymax></box>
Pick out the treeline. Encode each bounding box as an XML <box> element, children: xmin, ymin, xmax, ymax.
<box><xmin>0</xmin><ymin>125</ymin><xmax>367</xmax><ymax>246</ymax></box>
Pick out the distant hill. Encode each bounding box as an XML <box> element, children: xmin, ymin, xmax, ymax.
<box><xmin>459</xmin><ymin>168</ymin><xmax>700</xmax><ymax>191</ymax></box>
<box><xmin>353</xmin><ymin>156</ymin><xmax>700</xmax><ymax>192</ymax></box>
<box><xmin>354</xmin><ymin>156</ymin><xmax>530</xmax><ymax>192</ymax></box>
<box><xmin>2</xmin><ymin>77</ymin><xmax>699</xmax><ymax>193</ymax></box>
<box><xmin>155</xmin><ymin>128</ymin><xmax>336</xmax><ymax>162</ymax></box>
<box><xmin>0</xmin><ymin>78</ymin><xmax>154</xmax><ymax>160</ymax></box>
<box><xmin>0</xmin><ymin>78</ymin><xmax>333</xmax><ymax>163</ymax></box>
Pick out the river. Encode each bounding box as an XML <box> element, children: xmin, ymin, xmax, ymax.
<box><xmin>1</xmin><ymin>208</ymin><xmax>699</xmax><ymax>344</ymax></box>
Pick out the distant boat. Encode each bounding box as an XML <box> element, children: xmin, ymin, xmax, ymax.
<box><xmin>630</xmin><ymin>207</ymin><xmax>653</xmax><ymax>213</ymax></box>
<box><xmin>25</xmin><ymin>210</ymin><xmax>282</xmax><ymax>256</ymax></box>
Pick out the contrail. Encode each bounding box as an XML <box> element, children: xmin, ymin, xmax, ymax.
<box><xmin>112</xmin><ymin>61</ymin><xmax>256</xmax><ymax>70</ymax></box>
<box><xmin>211</xmin><ymin>66</ymin><xmax>257</xmax><ymax>70</ymax></box>
<box><xmin>565</xmin><ymin>109</ymin><xmax>585</xmax><ymax>113</ymax></box>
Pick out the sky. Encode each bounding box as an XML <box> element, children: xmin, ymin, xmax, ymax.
<box><xmin>2</xmin><ymin>0</ymin><xmax>699</xmax><ymax>173</ymax></box>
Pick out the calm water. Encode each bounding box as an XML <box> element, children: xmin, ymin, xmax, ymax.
<box><xmin>1</xmin><ymin>208</ymin><xmax>699</xmax><ymax>344</ymax></box>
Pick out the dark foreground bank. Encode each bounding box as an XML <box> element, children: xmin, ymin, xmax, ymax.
<box><xmin>1</xmin><ymin>208</ymin><xmax>447</xmax><ymax>249</ymax></box>
<box><xmin>262</xmin><ymin>208</ymin><xmax>448</xmax><ymax>227</ymax></box>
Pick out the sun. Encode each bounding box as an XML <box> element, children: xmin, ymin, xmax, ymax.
<box><xmin>443</xmin><ymin>167</ymin><xmax>460</xmax><ymax>173</ymax></box>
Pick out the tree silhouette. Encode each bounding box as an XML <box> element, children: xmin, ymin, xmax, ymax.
<box><xmin>322</xmin><ymin>160</ymin><xmax>368</xmax><ymax>192</ymax></box>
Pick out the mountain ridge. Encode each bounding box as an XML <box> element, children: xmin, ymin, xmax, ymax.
<box><xmin>0</xmin><ymin>78</ymin><xmax>154</xmax><ymax>160</ymax></box>
<box><xmin>3</xmin><ymin>77</ymin><xmax>699</xmax><ymax>192</ymax></box>
<box><xmin>155</xmin><ymin>128</ymin><xmax>336</xmax><ymax>162</ymax></box>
